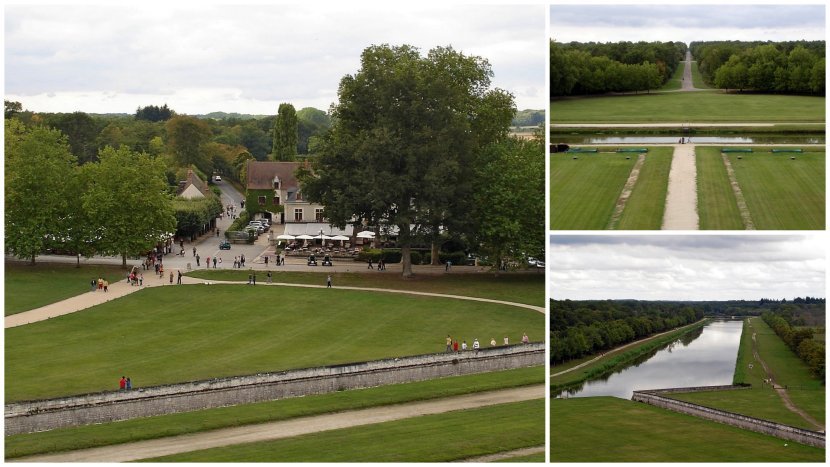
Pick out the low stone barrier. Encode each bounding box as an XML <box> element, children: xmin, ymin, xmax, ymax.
<box><xmin>5</xmin><ymin>343</ymin><xmax>544</xmax><ymax>435</ymax></box>
<box><xmin>632</xmin><ymin>386</ymin><xmax>825</xmax><ymax>448</ymax></box>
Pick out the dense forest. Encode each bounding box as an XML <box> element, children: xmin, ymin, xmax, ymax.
<box><xmin>550</xmin><ymin>40</ymin><xmax>686</xmax><ymax>97</ymax></box>
<box><xmin>691</xmin><ymin>40</ymin><xmax>825</xmax><ymax>94</ymax></box>
<box><xmin>550</xmin><ymin>299</ymin><xmax>704</xmax><ymax>364</ymax></box>
<box><xmin>762</xmin><ymin>307</ymin><xmax>825</xmax><ymax>379</ymax></box>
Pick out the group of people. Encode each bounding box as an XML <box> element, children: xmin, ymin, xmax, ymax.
<box><xmin>126</xmin><ymin>269</ymin><xmax>144</xmax><ymax>287</ymax></box>
<box><xmin>233</xmin><ymin>255</ymin><xmax>246</xmax><ymax>268</ymax></box>
<box><xmin>445</xmin><ymin>332</ymin><xmax>530</xmax><ymax>352</ymax></box>
<box><xmin>367</xmin><ymin>258</ymin><xmax>386</xmax><ymax>270</ymax></box>
<box><xmin>118</xmin><ymin>376</ymin><xmax>133</xmax><ymax>390</ymax></box>
<box><xmin>91</xmin><ymin>277</ymin><xmax>110</xmax><ymax>292</ymax></box>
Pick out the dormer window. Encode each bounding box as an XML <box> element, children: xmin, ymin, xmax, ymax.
<box><xmin>273</xmin><ymin>176</ymin><xmax>281</xmax><ymax>190</ymax></box>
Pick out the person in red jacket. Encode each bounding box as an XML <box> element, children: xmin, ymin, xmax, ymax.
<box><xmin>453</xmin><ymin>340</ymin><xmax>459</xmax><ymax>352</ymax></box>
<box><xmin>119</xmin><ymin>376</ymin><xmax>126</xmax><ymax>390</ymax></box>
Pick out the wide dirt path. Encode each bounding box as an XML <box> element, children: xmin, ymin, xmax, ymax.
<box><xmin>662</xmin><ymin>144</ymin><xmax>699</xmax><ymax>229</ymax></box>
<box><xmin>15</xmin><ymin>385</ymin><xmax>544</xmax><ymax>462</ymax></box>
<box><xmin>5</xmin><ymin>276</ymin><xmax>544</xmax><ymax>329</ymax></box>
<box><xmin>681</xmin><ymin>50</ymin><xmax>696</xmax><ymax>91</ymax></box>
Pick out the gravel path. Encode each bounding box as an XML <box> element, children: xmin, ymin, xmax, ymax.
<box><xmin>14</xmin><ymin>385</ymin><xmax>544</xmax><ymax>462</ymax></box>
<box><xmin>662</xmin><ymin>144</ymin><xmax>699</xmax><ymax>230</ymax></box>
<box><xmin>681</xmin><ymin>50</ymin><xmax>696</xmax><ymax>91</ymax></box>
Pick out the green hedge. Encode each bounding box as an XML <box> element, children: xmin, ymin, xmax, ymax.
<box><xmin>354</xmin><ymin>249</ymin><xmax>467</xmax><ymax>265</ymax></box>
<box><xmin>172</xmin><ymin>196</ymin><xmax>223</xmax><ymax>239</ymax></box>
<box><xmin>226</xmin><ymin>210</ymin><xmax>251</xmax><ymax>235</ymax></box>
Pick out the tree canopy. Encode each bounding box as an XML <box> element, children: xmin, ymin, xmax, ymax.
<box><xmin>299</xmin><ymin>44</ymin><xmax>516</xmax><ymax>277</ymax></box>
<box><xmin>272</xmin><ymin>103</ymin><xmax>298</xmax><ymax>161</ymax></box>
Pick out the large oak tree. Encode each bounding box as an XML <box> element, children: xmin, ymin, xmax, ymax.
<box><xmin>299</xmin><ymin>44</ymin><xmax>515</xmax><ymax>277</ymax></box>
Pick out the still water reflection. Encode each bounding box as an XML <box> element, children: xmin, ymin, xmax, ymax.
<box><xmin>561</xmin><ymin>320</ymin><xmax>744</xmax><ymax>399</ymax></box>
<box><xmin>557</xmin><ymin>135</ymin><xmax>824</xmax><ymax>145</ymax></box>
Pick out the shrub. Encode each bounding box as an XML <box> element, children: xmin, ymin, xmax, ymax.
<box><xmin>356</xmin><ymin>249</ymin><xmax>402</xmax><ymax>263</ymax></box>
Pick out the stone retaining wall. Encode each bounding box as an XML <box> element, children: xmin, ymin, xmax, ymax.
<box><xmin>632</xmin><ymin>386</ymin><xmax>825</xmax><ymax>448</ymax></box>
<box><xmin>5</xmin><ymin>343</ymin><xmax>544</xmax><ymax>435</ymax></box>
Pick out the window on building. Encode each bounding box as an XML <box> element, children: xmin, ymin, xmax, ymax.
<box><xmin>315</xmin><ymin>208</ymin><xmax>324</xmax><ymax>221</ymax></box>
<box><xmin>258</xmin><ymin>196</ymin><xmax>266</xmax><ymax>206</ymax></box>
<box><xmin>273</xmin><ymin>196</ymin><xmax>280</xmax><ymax>205</ymax></box>
<box><xmin>294</xmin><ymin>209</ymin><xmax>303</xmax><ymax>221</ymax></box>
<box><xmin>296</xmin><ymin>191</ymin><xmax>303</xmax><ymax>201</ymax></box>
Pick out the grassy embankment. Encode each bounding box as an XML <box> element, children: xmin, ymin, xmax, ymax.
<box><xmin>669</xmin><ymin>317</ymin><xmax>825</xmax><ymax>429</ymax></box>
<box><xmin>6</xmin><ymin>285</ymin><xmax>543</xmax><ymax>402</ymax></box>
<box><xmin>186</xmin><ymin>270</ymin><xmax>544</xmax><ymax>307</ymax></box>
<box><xmin>5</xmin><ymin>366</ymin><xmax>543</xmax><ymax>459</ymax></box>
<box><xmin>551</xmin><ymin>92</ymin><xmax>825</xmax><ymax>124</ymax></box>
<box><xmin>4</xmin><ymin>263</ymin><xmax>127</xmax><ymax>316</ymax></box>
<box><xmin>550</xmin><ymin>147</ymin><xmax>675</xmax><ymax>230</ymax></box>
<box><xmin>551</xmin><ymin>396</ymin><xmax>824</xmax><ymax>462</ymax></box>
<box><xmin>145</xmin><ymin>399</ymin><xmax>543</xmax><ymax>462</ymax></box>
<box><xmin>551</xmin><ymin>319</ymin><xmax>707</xmax><ymax>391</ymax></box>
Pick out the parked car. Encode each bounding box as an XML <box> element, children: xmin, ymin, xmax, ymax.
<box><xmin>219</xmin><ymin>240</ymin><xmax>231</xmax><ymax>250</ymax></box>
<box><xmin>214</xmin><ymin>175</ymin><xmax>222</xmax><ymax>182</ymax></box>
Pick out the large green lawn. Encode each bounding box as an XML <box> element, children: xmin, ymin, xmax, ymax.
<box><xmin>148</xmin><ymin>399</ymin><xmax>544</xmax><ymax>462</ymax></box>
<box><xmin>551</xmin><ymin>397</ymin><xmax>825</xmax><ymax>462</ymax></box>
<box><xmin>187</xmin><ymin>270</ymin><xmax>544</xmax><ymax>307</ymax></box>
<box><xmin>668</xmin><ymin>317</ymin><xmax>824</xmax><ymax>429</ymax></box>
<box><xmin>4</xmin><ymin>263</ymin><xmax>127</xmax><ymax>315</ymax></box>
<box><xmin>6</xmin><ymin>367</ymin><xmax>543</xmax><ymax>459</ymax></box>
<box><xmin>5</xmin><ymin>285</ymin><xmax>543</xmax><ymax>401</ymax></box>
<box><xmin>696</xmin><ymin>147</ymin><xmax>745</xmax><ymax>229</ymax></box>
<box><xmin>726</xmin><ymin>149</ymin><xmax>825</xmax><ymax>229</ymax></box>
<box><xmin>690</xmin><ymin>61</ymin><xmax>712</xmax><ymax>89</ymax></box>
<box><xmin>616</xmin><ymin>148</ymin><xmax>673</xmax><ymax>229</ymax></box>
<box><xmin>550</xmin><ymin>153</ymin><xmax>635</xmax><ymax>229</ymax></box>
<box><xmin>551</xmin><ymin>92</ymin><xmax>825</xmax><ymax>123</ymax></box>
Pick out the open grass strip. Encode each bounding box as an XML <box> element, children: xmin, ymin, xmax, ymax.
<box><xmin>696</xmin><ymin>147</ymin><xmax>745</xmax><ymax>229</ymax></box>
<box><xmin>4</xmin><ymin>263</ymin><xmax>127</xmax><ymax>315</ymax></box>
<box><xmin>551</xmin><ymin>320</ymin><xmax>708</xmax><ymax>392</ymax></box>
<box><xmin>616</xmin><ymin>147</ymin><xmax>673</xmax><ymax>229</ymax></box>
<box><xmin>6</xmin><ymin>285</ymin><xmax>543</xmax><ymax>401</ymax></box>
<box><xmin>550</xmin><ymin>153</ymin><xmax>636</xmax><ymax>229</ymax></box>
<box><xmin>185</xmin><ymin>270</ymin><xmax>544</xmax><ymax>307</ymax></box>
<box><xmin>551</xmin><ymin>397</ymin><xmax>824</xmax><ymax>462</ymax></box>
<box><xmin>5</xmin><ymin>366</ymin><xmax>543</xmax><ymax>459</ymax></box>
<box><xmin>726</xmin><ymin>149</ymin><xmax>825</xmax><ymax>230</ymax></box>
<box><xmin>144</xmin><ymin>399</ymin><xmax>544</xmax><ymax>462</ymax></box>
<box><xmin>551</xmin><ymin>93</ymin><xmax>825</xmax><ymax>124</ymax></box>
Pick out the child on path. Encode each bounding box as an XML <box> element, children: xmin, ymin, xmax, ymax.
<box><xmin>461</xmin><ymin>340</ymin><xmax>468</xmax><ymax>351</ymax></box>
<box><xmin>327</xmin><ymin>275</ymin><xmax>332</xmax><ymax>288</ymax></box>
<box><xmin>453</xmin><ymin>340</ymin><xmax>459</xmax><ymax>352</ymax></box>
<box><xmin>522</xmin><ymin>332</ymin><xmax>529</xmax><ymax>344</ymax></box>
<box><xmin>139</xmin><ymin>273</ymin><xmax>143</xmax><ymax>286</ymax></box>
<box><xmin>503</xmin><ymin>336</ymin><xmax>509</xmax><ymax>345</ymax></box>
<box><xmin>490</xmin><ymin>337</ymin><xmax>497</xmax><ymax>347</ymax></box>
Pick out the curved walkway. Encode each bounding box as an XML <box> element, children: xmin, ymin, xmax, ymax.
<box><xmin>13</xmin><ymin>385</ymin><xmax>544</xmax><ymax>462</ymax></box>
<box><xmin>6</xmin><ymin>275</ymin><xmax>544</xmax><ymax>329</ymax></box>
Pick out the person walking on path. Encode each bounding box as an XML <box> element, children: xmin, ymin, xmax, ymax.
<box><xmin>212</xmin><ymin>257</ymin><xmax>217</xmax><ymax>268</ymax></box>
<box><xmin>461</xmin><ymin>340</ymin><xmax>468</xmax><ymax>351</ymax></box>
<box><xmin>98</xmin><ymin>277</ymin><xmax>103</xmax><ymax>291</ymax></box>
<box><xmin>90</xmin><ymin>279</ymin><xmax>96</xmax><ymax>292</ymax></box>
<box><xmin>126</xmin><ymin>377</ymin><xmax>132</xmax><ymax>390</ymax></box>
<box><xmin>103</xmin><ymin>280</ymin><xmax>109</xmax><ymax>292</ymax></box>
<box><xmin>453</xmin><ymin>340</ymin><xmax>459</xmax><ymax>352</ymax></box>
<box><xmin>177</xmin><ymin>270</ymin><xmax>182</xmax><ymax>285</ymax></box>
<box><xmin>119</xmin><ymin>376</ymin><xmax>126</xmax><ymax>390</ymax></box>
<box><xmin>139</xmin><ymin>273</ymin><xmax>143</xmax><ymax>286</ymax></box>
<box><xmin>522</xmin><ymin>332</ymin><xmax>529</xmax><ymax>344</ymax></box>
<box><xmin>252</xmin><ymin>272</ymin><xmax>257</xmax><ymax>285</ymax></box>
<box><xmin>169</xmin><ymin>271</ymin><xmax>173</xmax><ymax>285</ymax></box>
<box><xmin>264</xmin><ymin>256</ymin><xmax>269</xmax><ymax>266</ymax></box>
<box><xmin>216</xmin><ymin>229</ymin><xmax>220</xmax><ymax>237</ymax></box>
<box><xmin>446</xmin><ymin>335</ymin><xmax>453</xmax><ymax>352</ymax></box>
<box><xmin>473</xmin><ymin>338</ymin><xmax>480</xmax><ymax>350</ymax></box>
<box><xmin>367</xmin><ymin>258</ymin><xmax>374</xmax><ymax>269</ymax></box>
<box><xmin>241</xmin><ymin>254</ymin><xmax>246</xmax><ymax>267</ymax></box>
<box><xmin>490</xmin><ymin>337</ymin><xmax>497</xmax><ymax>347</ymax></box>
<box><xmin>193</xmin><ymin>247</ymin><xmax>196</xmax><ymax>257</ymax></box>
<box><xmin>503</xmin><ymin>336</ymin><xmax>509</xmax><ymax>346</ymax></box>
<box><xmin>327</xmin><ymin>275</ymin><xmax>332</xmax><ymax>288</ymax></box>
<box><xmin>267</xmin><ymin>271</ymin><xmax>272</xmax><ymax>283</ymax></box>
<box><xmin>206</xmin><ymin>257</ymin><xmax>210</xmax><ymax>269</ymax></box>
<box><xmin>196</xmin><ymin>254</ymin><xmax>200</xmax><ymax>267</ymax></box>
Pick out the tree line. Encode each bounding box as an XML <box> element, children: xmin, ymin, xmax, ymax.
<box><xmin>550</xmin><ymin>40</ymin><xmax>686</xmax><ymax>97</ymax></box>
<box><xmin>762</xmin><ymin>310</ymin><xmax>825</xmax><ymax>379</ymax></box>
<box><xmin>550</xmin><ymin>299</ymin><xmax>705</xmax><ymax>364</ymax></box>
<box><xmin>691</xmin><ymin>40</ymin><xmax>825</xmax><ymax>94</ymax></box>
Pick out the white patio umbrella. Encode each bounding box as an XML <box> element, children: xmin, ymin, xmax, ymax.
<box><xmin>356</xmin><ymin>231</ymin><xmax>375</xmax><ymax>238</ymax></box>
<box><xmin>277</xmin><ymin>234</ymin><xmax>296</xmax><ymax>240</ymax></box>
<box><xmin>295</xmin><ymin>235</ymin><xmax>315</xmax><ymax>240</ymax></box>
<box><xmin>331</xmin><ymin>235</ymin><xmax>349</xmax><ymax>241</ymax></box>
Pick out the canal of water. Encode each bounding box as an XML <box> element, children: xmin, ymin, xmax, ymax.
<box><xmin>554</xmin><ymin>135</ymin><xmax>825</xmax><ymax>145</ymax></box>
<box><xmin>558</xmin><ymin>319</ymin><xmax>744</xmax><ymax>400</ymax></box>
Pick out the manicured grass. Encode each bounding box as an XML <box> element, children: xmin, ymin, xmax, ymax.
<box><xmin>5</xmin><ymin>366</ymin><xmax>543</xmax><ymax>459</ymax></box>
<box><xmin>186</xmin><ymin>270</ymin><xmax>544</xmax><ymax>307</ymax></box>
<box><xmin>495</xmin><ymin>451</ymin><xmax>545</xmax><ymax>462</ymax></box>
<box><xmin>690</xmin><ymin>61</ymin><xmax>712</xmax><ymax>89</ymax></box>
<box><xmin>551</xmin><ymin>92</ymin><xmax>825</xmax><ymax>123</ymax></box>
<box><xmin>5</xmin><ymin>285</ymin><xmax>543</xmax><ymax>401</ymax></box>
<box><xmin>727</xmin><ymin>149</ymin><xmax>825</xmax><ymax>229</ymax></box>
<box><xmin>668</xmin><ymin>317</ymin><xmax>824</xmax><ymax>429</ymax></box>
<box><xmin>695</xmin><ymin>147</ymin><xmax>745</xmax><ymax>229</ymax></box>
<box><xmin>550</xmin><ymin>153</ymin><xmax>636</xmax><ymax>229</ymax></box>
<box><xmin>551</xmin><ymin>397</ymin><xmax>824</xmax><ymax>462</ymax></box>
<box><xmin>147</xmin><ymin>398</ymin><xmax>544</xmax><ymax>462</ymax></box>
<box><xmin>659</xmin><ymin>62</ymin><xmax>684</xmax><ymax>91</ymax></box>
<box><xmin>4</xmin><ymin>263</ymin><xmax>127</xmax><ymax>315</ymax></box>
<box><xmin>616</xmin><ymin>147</ymin><xmax>673</xmax><ymax>229</ymax></box>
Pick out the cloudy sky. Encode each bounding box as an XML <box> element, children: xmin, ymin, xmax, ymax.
<box><xmin>4</xmin><ymin>4</ymin><xmax>544</xmax><ymax>115</ymax></box>
<box><xmin>550</xmin><ymin>235</ymin><xmax>826</xmax><ymax>301</ymax></box>
<box><xmin>550</xmin><ymin>4</ymin><xmax>826</xmax><ymax>44</ymax></box>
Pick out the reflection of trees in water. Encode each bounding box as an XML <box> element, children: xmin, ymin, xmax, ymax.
<box><xmin>552</xmin><ymin>326</ymin><xmax>706</xmax><ymax>399</ymax></box>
